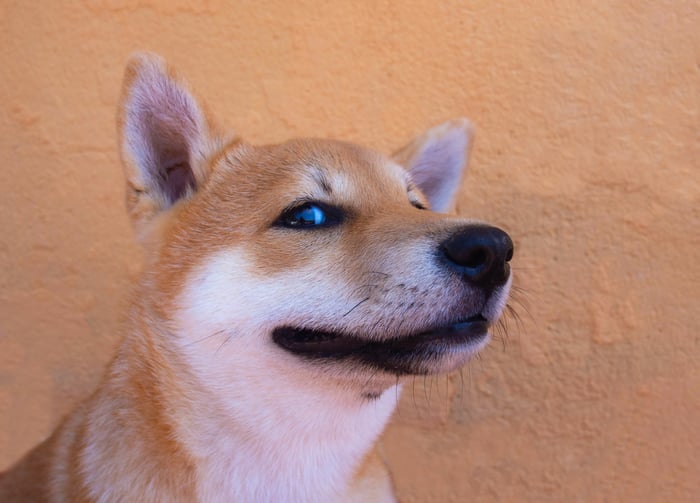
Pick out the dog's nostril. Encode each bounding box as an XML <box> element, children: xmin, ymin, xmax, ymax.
<box><xmin>505</xmin><ymin>244</ymin><xmax>514</xmax><ymax>262</ymax></box>
<box><xmin>459</xmin><ymin>247</ymin><xmax>491</xmax><ymax>269</ymax></box>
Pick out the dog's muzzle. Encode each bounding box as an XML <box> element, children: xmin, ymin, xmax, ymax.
<box><xmin>273</xmin><ymin>224</ymin><xmax>513</xmax><ymax>375</ymax></box>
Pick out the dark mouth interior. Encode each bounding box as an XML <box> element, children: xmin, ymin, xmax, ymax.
<box><xmin>272</xmin><ymin>314</ymin><xmax>489</xmax><ymax>369</ymax></box>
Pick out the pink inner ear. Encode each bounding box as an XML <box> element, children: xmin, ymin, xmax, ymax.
<box><xmin>162</xmin><ymin>158</ymin><xmax>195</xmax><ymax>203</ymax></box>
<box><xmin>123</xmin><ymin>61</ymin><xmax>204</xmax><ymax>207</ymax></box>
<box><xmin>142</xmin><ymin>113</ymin><xmax>197</xmax><ymax>204</ymax></box>
<box><xmin>412</xmin><ymin>142</ymin><xmax>459</xmax><ymax>189</ymax></box>
<box><xmin>408</xmin><ymin>130</ymin><xmax>468</xmax><ymax>213</ymax></box>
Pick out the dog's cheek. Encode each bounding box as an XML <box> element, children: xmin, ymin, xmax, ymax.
<box><xmin>171</xmin><ymin>248</ymin><xmax>353</xmax><ymax>349</ymax></box>
<box><xmin>245</xmin><ymin>231</ymin><xmax>343</xmax><ymax>276</ymax></box>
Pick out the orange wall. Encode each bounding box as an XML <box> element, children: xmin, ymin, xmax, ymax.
<box><xmin>1</xmin><ymin>2</ymin><xmax>698</xmax><ymax>501</ymax></box>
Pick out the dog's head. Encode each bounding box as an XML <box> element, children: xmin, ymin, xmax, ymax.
<box><xmin>118</xmin><ymin>54</ymin><xmax>513</xmax><ymax>396</ymax></box>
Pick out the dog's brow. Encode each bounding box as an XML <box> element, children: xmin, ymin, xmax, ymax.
<box><xmin>310</xmin><ymin>167</ymin><xmax>333</xmax><ymax>195</ymax></box>
<box><xmin>406</xmin><ymin>178</ymin><xmax>415</xmax><ymax>193</ymax></box>
<box><xmin>405</xmin><ymin>172</ymin><xmax>422</xmax><ymax>195</ymax></box>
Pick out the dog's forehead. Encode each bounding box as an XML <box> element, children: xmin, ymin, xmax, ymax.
<box><xmin>226</xmin><ymin>138</ymin><xmax>409</xmax><ymax>204</ymax></box>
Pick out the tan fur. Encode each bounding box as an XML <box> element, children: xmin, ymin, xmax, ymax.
<box><xmin>0</xmin><ymin>53</ymin><xmax>511</xmax><ymax>502</ymax></box>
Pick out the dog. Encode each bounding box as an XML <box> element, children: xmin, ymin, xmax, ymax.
<box><xmin>0</xmin><ymin>53</ymin><xmax>513</xmax><ymax>502</ymax></box>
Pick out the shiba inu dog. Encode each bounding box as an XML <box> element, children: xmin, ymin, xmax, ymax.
<box><xmin>0</xmin><ymin>53</ymin><xmax>513</xmax><ymax>502</ymax></box>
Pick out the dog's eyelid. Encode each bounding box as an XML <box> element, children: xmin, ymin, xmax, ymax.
<box><xmin>407</xmin><ymin>189</ymin><xmax>429</xmax><ymax>211</ymax></box>
<box><xmin>280</xmin><ymin>197</ymin><xmax>343</xmax><ymax>216</ymax></box>
<box><xmin>410</xmin><ymin>198</ymin><xmax>429</xmax><ymax>210</ymax></box>
<box><xmin>406</xmin><ymin>177</ymin><xmax>429</xmax><ymax>210</ymax></box>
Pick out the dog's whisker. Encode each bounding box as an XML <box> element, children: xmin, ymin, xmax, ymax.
<box><xmin>509</xmin><ymin>284</ymin><xmax>532</xmax><ymax>305</ymax></box>
<box><xmin>215</xmin><ymin>333</ymin><xmax>235</xmax><ymax>355</ymax></box>
<box><xmin>423</xmin><ymin>376</ymin><xmax>432</xmax><ymax>411</ymax></box>
<box><xmin>491</xmin><ymin>318</ymin><xmax>504</xmax><ymax>344</ymax></box>
<box><xmin>184</xmin><ymin>329</ymin><xmax>227</xmax><ymax>347</ymax></box>
<box><xmin>499</xmin><ymin>324</ymin><xmax>507</xmax><ymax>351</ymax></box>
<box><xmin>511</xmin><ymin>297</ymin><xmax>534</xmax><ymax>324</ymax></box>
<box><xmin>505</xmin><ymin>303</ymin><xmax>526</xmax><ymax>335</ymax></box>
<box><xmin>465</xmin><ymin>360</ymin><xmax>477</xmax><ymax>406</ymax></box>
<box><xmin>411</xmin><ymin>376</ymin><xmax>418</xmax><ymax>412</ymax></box>
<box><xmin>511</xmin><ymin>283</ymin><xmax>529</xmax><ymax>294</ymax></box>
<box><xmin>343</xmin><ymin>297</ymin><xmax>370</xmax><ymax>317</ymax></box>
<box><xmin>350</xmin><ymin>283</ymin><xmax>379</xmax><ymax>298</ymax></box>
<box><xmin>501</xmin><ymin>312</ymin><xmax>511</xmax><ymax>344</ymax></box>
<box><xmin>491</xmin><ymin>321</ymin><xmax>501</xmax><ymax>348</ymax></box>
<box><xmin>394</xmin><ymin>375</ymin><xmax>400</xmax><ymax>407</ymax></box>
<box><xmin>422</xmin><ymin>375</ymin><xmax>430</xmax><ymax>408</ymax></box>
<box><xmin>361</xmin><ymin>367</ymin><xmax>380</xmax><ymax>390</ymax></box>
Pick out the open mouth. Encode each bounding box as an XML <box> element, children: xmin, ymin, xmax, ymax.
<box><xmin>272</xmin><ymin>314</ymin><xmax>489</xmax><ymax>375</ymax></box>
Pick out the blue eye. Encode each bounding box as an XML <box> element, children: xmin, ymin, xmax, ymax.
<box><xmin>277</xmin><ymin>202</ymin><xmax>343</xmax><ymax>229</ymax></box>
<box><xmin>290</xmin><ymin>204</ymin><xmax>326</xmax><ymax>226</ymax></box>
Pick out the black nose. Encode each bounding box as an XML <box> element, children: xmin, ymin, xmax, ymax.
<box><xmin>440</xmin><ymin>225</ymin><xmax>514</xmax><ymax>288</ymax></box>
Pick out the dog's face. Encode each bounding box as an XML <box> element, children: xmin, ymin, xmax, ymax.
<box><xmin>119</xmin><ymin>55</ymin><xmax>512</xmax><ymax>397</ymax></box>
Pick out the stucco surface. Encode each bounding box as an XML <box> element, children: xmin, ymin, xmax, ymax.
<box><xmin>1</xmin><ymin>1</ymin><xmax>698</xmax><ymax>501</ymax></box>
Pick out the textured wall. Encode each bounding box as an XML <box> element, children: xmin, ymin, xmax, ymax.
<box><xmin>1</xmin><ymin>1</ymin><xmax>698</xmax><ymax>501</ymax></box>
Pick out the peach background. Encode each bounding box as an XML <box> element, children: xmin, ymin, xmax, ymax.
<box><xmin>1</xmin><ymin>1</ymin><xmax>698</xmax><ymax>501</ymax></box>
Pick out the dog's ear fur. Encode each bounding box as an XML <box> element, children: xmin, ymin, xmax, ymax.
<box><xmin>392</xmin><ymin>118</ymin><xmax>474</xmax><ymax>213</ymax></box>
<box><xmin>118</xmin><ymin>52</ymin><xmax>227</xmax><ymax>237</ymax></box>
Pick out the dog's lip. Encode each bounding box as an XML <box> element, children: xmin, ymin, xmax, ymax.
<box><xmin>272</xmin><ymin>314</ymin><xmax>489</xmax><ymax>361</ymax></box>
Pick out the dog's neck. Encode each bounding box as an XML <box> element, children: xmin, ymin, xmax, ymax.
<box><xmin>185</xmin><ymin>378</ymin><xmax>398</xmax><ymax>502</ymax></box>
<box><xmin>95</xmin><ymin>320</ymin><xmax>399</xmax><ymax>502</ymax></box>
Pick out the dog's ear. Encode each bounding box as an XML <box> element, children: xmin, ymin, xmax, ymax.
<box><xmin>118</xmin><ymin>52</ymin><xmax>227</xmax><ymax>236</ymax></box>
<box><xmin>392</xmin><ymin>118</ymin><xmax>474</xmax><ymax>213</ymax></box>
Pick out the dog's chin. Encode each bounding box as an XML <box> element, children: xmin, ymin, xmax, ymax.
<box><xmin>272</xmin><ymin>315</ymin><xmax>490</xmax><ymax>376</ymax></box>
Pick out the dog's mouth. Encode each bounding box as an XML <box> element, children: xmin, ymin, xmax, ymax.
<box><xmin>272</xmin><ymin>314</ymin><xmax>489</xmax><ymax>375</ymax></box>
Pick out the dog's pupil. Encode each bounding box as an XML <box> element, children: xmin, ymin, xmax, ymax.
<box><xmin>294</xmin><ymin>204</ymin><xmax>325</xmax><ymax>226</ymax></box>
